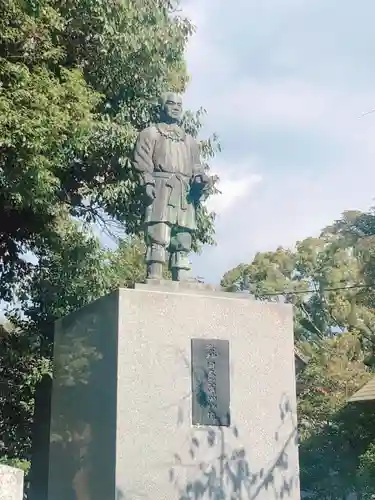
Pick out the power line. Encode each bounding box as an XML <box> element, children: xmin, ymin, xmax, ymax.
<box><xmin>359</xmin><ymin>108</ymin><xmax>375</xmax><ymax>117</ymax></box>
<box><xmin>252</xmin><ymin>282</ymin><xmax>375</xmax><ymax>297</ymax></box>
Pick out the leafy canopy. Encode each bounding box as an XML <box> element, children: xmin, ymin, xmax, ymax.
<box><xmin>0</xmin><ymin>0</ymin><xmax>218</xmax><ymax>300</ymax></box>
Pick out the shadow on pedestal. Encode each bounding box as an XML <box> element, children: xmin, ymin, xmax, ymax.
<box><xmin>28</xmin><ymin>374</ymin><xmax>52</xmax><ymax>500</ymax></box>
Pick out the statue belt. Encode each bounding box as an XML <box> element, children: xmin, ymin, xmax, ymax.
<box><xmin>153</xmin><ymin>171</ymin><xmax>190</xmax><ymax>209</ymax></box>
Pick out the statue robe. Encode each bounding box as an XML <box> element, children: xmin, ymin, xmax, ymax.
<box><xmin>133</xmin><ymin>123</ymin><xmax>203</xmax><ymax>231</ymax></box>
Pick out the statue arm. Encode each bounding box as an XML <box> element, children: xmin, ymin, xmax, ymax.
<box><xmin>133</xmin><ymin>129</ymin><xmax>155</xmax><ymax>186</ymax></box>
<box><xmin>189</xmin><ymin>138</ymin><xmax>211</xmax><ymax>204</ymax></box>
<box><xmin>191</xmin><ymin>139</ymin><xmax>209</xmax><ymax>184</ymax></box>
<box><xmin>191</xmin><ymin>139</ymin><xmax>205</xmax><ymax>176</ymax></box>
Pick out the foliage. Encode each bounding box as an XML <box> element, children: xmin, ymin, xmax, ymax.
<box><xmin>296</xmin><ymin>334</ymin><xmax>374</xmax><ymax>497</ymax></box>
<box><xmin>297</xmin><ymin>334</ymin><xmax>371</xmax><ymax>440</ymax></box>
<box><xmin>0</xmin><ymin>456</ymin><xmax>30</xmax><ymax>473</ymax></box>
<box><xmin>358</xmin><ymin>443</ymin><xmax>375</xmax><ymax>497</ymax></box>
<box><xmin>0</xmin><ymin>326</ymin><xmax>50</xmax><ymax>464</ymax></box>
<box><xmin>299</xmin><ymin>399</ymin><xmax>375</xmax><ymax>499</ymax></box>
<box><xmin>0</xmin><ymin>0</ymin><xmax>218</xmax><ymax>301</ymax></box>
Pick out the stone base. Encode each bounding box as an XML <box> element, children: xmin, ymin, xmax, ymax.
<box><xmin>0</xmin><ymin>465</ymin><xmax>24</xmax><ymax>500</ymax></box>
<box><xmin>139</xmin><ymin>278</ymin><xmax>253</xmax><ymax>298</ymax></box>
<box><xmin>143</xmin><ymin>278</ymin><xmax>218</xmax><ymax>291</ymax></box>
<box><xmin>47</xmin><ymin>286</ymin><xmax>300</xmax><ymax>500</ymax></box>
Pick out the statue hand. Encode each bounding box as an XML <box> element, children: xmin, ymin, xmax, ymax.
<box><xmin>192</xmin><ymin>172</ymin><xmax>209</xmax><ymax>185</ymax></box>
<box><xmin>144</xmin><ymin>184</ymin><xmax>156</xmax><ymax>205</ymax></box>
<box><xmin>190</xmin><ymin>173</ymin><xmax>211</xmax><ymax>204</ymax></box>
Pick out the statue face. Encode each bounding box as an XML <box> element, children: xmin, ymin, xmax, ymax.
<box><xmin>161</xmin><ymin>93</ymin><xmax>183</xmax><ymax>123</ymax></box>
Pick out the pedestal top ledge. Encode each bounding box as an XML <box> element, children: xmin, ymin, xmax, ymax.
<box><xmin>134</xmin><ymin>279</ymin><xmax>254</xmax><ymax>300</ymax></box>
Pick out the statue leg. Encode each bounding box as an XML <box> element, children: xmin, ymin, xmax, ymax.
<box><xmin>169</xmin><ymin>228</ymin><xmax>193</xmax><ymax>282</ymax></box>
<box><xmin>145</xmin><ymin>222</ymin><xmax>171</xmax><ymax>279</ymax></box>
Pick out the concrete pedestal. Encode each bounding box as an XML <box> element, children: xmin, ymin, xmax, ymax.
<box><xmin>48</xmin><ymin>285</ymin><xmax>300</xmax><ymax>500</ymax></box>
<box><xmin>0</xmin><ymin>465</ymin><xmax>24</xmax><ymax>500</ymax></box>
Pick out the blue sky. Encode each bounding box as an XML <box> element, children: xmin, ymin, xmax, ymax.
<box><xmin>182</xmin><ymin>0</ymin><xmax>375</xmax><ymax>283</ymax></box>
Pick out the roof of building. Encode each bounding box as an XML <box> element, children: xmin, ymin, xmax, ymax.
<box><xmin>294</xmin><ymin>346</ymin><xmax>309</xmax><ymax>366</ymax></box>
<box><xmin>348</xmin><ymin>376</ymin><xmax>375</xmax><ymax>403</ymax></box>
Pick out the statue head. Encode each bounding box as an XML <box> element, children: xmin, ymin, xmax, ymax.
<box><xmin>159</xmin><ymin>92</ymin><xmax>183</xmax><ymax>124</ymax></box>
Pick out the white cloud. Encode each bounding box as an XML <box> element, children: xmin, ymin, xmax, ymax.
<box><xmin>205</xmin><ymin>165</ymin><xmax>262</xmax><ymax>215</ymax></box>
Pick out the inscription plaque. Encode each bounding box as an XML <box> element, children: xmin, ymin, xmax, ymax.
<box><xmin>191</xmin><ymin>339</ymin><xmax>230</xmax><ymax>426</ymax></box>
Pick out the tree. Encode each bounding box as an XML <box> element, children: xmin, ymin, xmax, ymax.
<box><xmin>297</xmin><ymin>334</ymin><xmax>374</xmax><ymax>499</ymax></box>
<box><xmin>358</xmin><ymin>443</ymin><xmax>375</xmax><ymax>498</ymax></box>
<box><xmin>0</xmin><ymin>0</ymin><xmax>218</xmax><ymax>301</ymax></box>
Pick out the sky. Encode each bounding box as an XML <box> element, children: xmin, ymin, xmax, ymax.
<box><xmin>181</xmin><ymin>0</ymin><xmax>375</xmax><ymax>284</ymax></box>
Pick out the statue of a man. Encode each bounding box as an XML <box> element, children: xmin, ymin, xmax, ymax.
<box><xmin>132</xmin><ymin>92</ymin><xmax>210</xmax><ymax>281</ymax></box>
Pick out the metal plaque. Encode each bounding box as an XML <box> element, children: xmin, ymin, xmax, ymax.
<box><xmin>191</xmin><ymin>339</ymin><xmax>230</xmax><ymax>426</ymax></box>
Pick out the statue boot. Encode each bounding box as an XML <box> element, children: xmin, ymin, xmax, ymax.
<box><xmin>170</xmin><ymin>251</ymin><xmax>192</xmax><ymax>282</ymax></box>
<box><xmin>146</xmin><ymin>243</ymin><xmax>166</xmax><ymax>280</ymax></box>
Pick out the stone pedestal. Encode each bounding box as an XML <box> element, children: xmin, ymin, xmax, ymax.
<box><xmin>28</xmin><ymin>374</ymin><xmax>53</xmax><ymax>500</ymax></box>
<box><xmin>47</xmin><ymin>285</ymin><xmax>300</xmax><ymax>500</ymax></box>
<box><xmin>0</xmin><ymin>465</ymin><xmax>24</xmax><ymax>500</ymax></box>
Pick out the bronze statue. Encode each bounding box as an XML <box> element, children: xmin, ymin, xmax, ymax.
<box><xmin>132</xmin><ymin>92</ymin><xmax>210</xmax><ymax>281</ymax></box>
